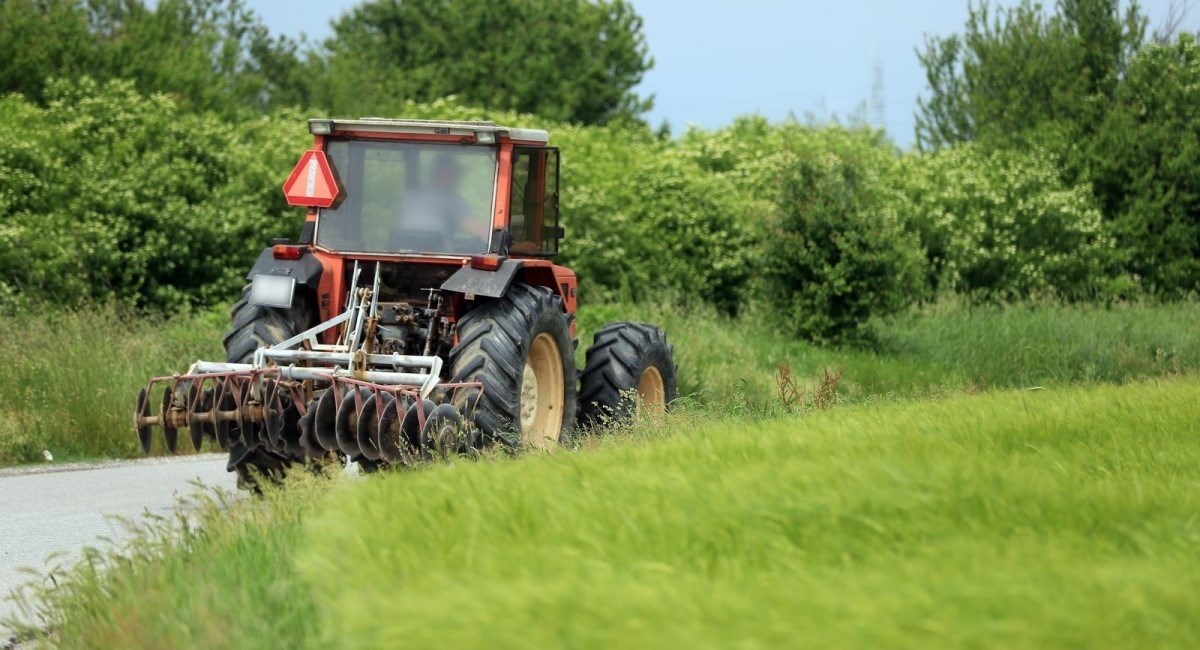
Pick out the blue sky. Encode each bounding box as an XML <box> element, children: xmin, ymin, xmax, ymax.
<box><xmin>246</xmin><ymin>0</ymin><xmax>1196</xmax><ymax>148</ymax></box>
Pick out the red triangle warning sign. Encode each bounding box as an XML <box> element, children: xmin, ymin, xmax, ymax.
<box><xmin>282</xmin><ymin>150</ymin><xmax>340</xmax><ymax>208</ymax></box>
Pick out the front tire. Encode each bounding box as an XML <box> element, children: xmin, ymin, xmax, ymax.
<box><xmin>450</xmin><ymin>284</ymin><xmax>577</xmax><ymax>450</ymax></box>
<box><xmin>578</xmin><ymin>322</ymin><xmax>678</xmax><ymax>430</ymax></box>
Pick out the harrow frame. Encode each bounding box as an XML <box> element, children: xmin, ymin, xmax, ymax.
<box><xmin>133</xmin><ymin>263</ymin><xmax>482</xmax><ymax>465</ymax></box>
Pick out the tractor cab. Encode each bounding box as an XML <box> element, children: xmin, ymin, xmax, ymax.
<box><xmin>303</xmin><ymin>118</ymin><xmax>561</xmax><ymax>258</ymax></box>
<box><xmin>272</xmin><ymin>118</ymin><xmax>572</xmax><ymax>325</ymax></box>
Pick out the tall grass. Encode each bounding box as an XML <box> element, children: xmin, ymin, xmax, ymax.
<box><xmin>578</xmin><ymin>299</ymin><xmax>1200</xmax><ymax>406</ymax></box>
<box><xmin>873</xmin><ymin>299</ymin><xmax>1200</xmax><ymax>388</ymax></box>
<box><xmin>2</xmin><ymin>299</ymin><xmax>1197</xmax><ymax>464</ymax></box>
<box><xmin>302</xmin><ymin>377</ymin><xmax>1200</xmax><ymax>648</ymax></box>
<box><xmin>0</xmin><ymin>305</ymin><xmax>224</xmax><ymax>464</ymax></box>
<box><xmin>14</xmin><ymin>377</ymin><xmax>1200</xmax><ymax>648</ymax></box>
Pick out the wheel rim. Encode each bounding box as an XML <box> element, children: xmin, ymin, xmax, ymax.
<box><xmin>637</xmin><ymin>366</ymin><xmax>666</xmax><ymax>416</ymax></box>
<box><xmin>519</xmin><ymin>332</ymin><xmax>564</xmax><ymax>449</ymax></box>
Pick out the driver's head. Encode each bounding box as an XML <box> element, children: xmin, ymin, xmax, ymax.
<box><xmin>432</xmin><ymin>154</ymin><xmax>462</xmax><ymax>189</ymax></box>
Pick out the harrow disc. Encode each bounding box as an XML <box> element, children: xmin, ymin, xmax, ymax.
<box><xmin>376</xmin><ymin>394</ymin><xmax>416</xmax><ymax>465</ymax></box>
<box><xmin>356</xmin><ymin>393</ymin><xmax>392</xmax><ymax>462</ymax></box>
<box><xmin>232</xmin><ymin>383</ymin><xmax>265</xmax><ymax>449</ymax></box>
<box><xmin>402</xmin><ymin>398</ymin><xmax>437</xmax><ymax>461</ymax></box>
<box><xmin>135</xmin><ymin>388</ymin><xmax>153</xmax><ymax>454</ymax></box>
<box><xmin>277</xmin><ymin>402</ymin><xmax>304</xmax><ymax>459</ymax></box>
<box><xmin>213</xmin><ymin>386</ymin><xmax>234</xmax><ymax>450</ymax></box>
<box><xmin>161</xmin><ymin>387</ymin><xmax>179</xmax><ymax>454</ymax></box>
<box><xmin>313</xmin><ymin>387</ymin><xmax>341</xmax><ymax>451</ymax></box>
<box><xmin>262</xmin><ymin>381</ymin><xmax>288</xmax><ymax>448</ymax></box>
<box><xmin>298</xmin><ymin>399</ymin><xmax>324</xmax><ymax>459</ymax></box>
<box><xmin>422</xmin><ymin>403</ymin><xmax>464</xmax><ymax>457</ymax></box>
<box><xmin>186</xmin><ymin>384</ymin><xmax>210</xmax><ymax>452</ymax></box>
<box><xmin>335</xmin><ymin>388</ymin><xmax>372</xmax><ymax>457</ymax></box>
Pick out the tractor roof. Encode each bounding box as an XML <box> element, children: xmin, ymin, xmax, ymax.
<box><xmin>308</xmin><ymin>117</ymin><xmax>549</xmax><ymax>144</ymax></box>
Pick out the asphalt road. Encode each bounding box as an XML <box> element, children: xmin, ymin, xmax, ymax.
<box><xmin>0</xmin><ymin>454</ymin><xmax>234</xmax><ymax>636</ymax></box>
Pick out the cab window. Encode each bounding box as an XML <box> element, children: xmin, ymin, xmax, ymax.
<box><xmin>317</xmin><ymin>139</ymin><xmax>496</xmax><ymax>255</ymax></box>
<box><xmin>508</xmin><ymin>147</ymin><xmax>560</xmax><ymax>255</ymax></box>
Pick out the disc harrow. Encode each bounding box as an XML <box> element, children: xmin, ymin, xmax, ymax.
<box><xmin>133</xmin><ymin>263</ymin><xmax>482</xmax><ymax>470</ymax></box>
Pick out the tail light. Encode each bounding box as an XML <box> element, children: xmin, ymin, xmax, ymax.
<box><xmin>470</xmin><ymin>254</ymin><xmax>504</xmax><ymax>271</ymax></box>
<box><xmin>273</xmin><ymin>244</ymin><xmax>304</xmax><ymax>260</ymax></box>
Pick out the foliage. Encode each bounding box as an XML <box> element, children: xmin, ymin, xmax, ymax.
<box><xmin>314</xmin><ymin>0</ymin><xmax>653</xmax><ymax>126</ymax></box>
<box><xmin>760</xmin><ymin>129</ymin><xmax>927</xmax><ymax>344</ymax></box>
<box><xmin>913</xmin><ymin>0</ymin><xmax>1200</xmax><ymax>297</ymax></box>
<box><xmin>0</xmin><ymin>78</ymin><xmax>307</xmax><ymax>310</ymax></box>
<box><xmin>0</xmin><ymin>0</ymin><xmax>95</xmax><ymax>101</ymax></box>
<box><xmin>0</xmin><ymin>304</ymin><xmax>224</xmax><ymax>465</ymax></box>
<box><xmin>0</xmin><ymin>0</ymin><xmax>308</xmax><ymax>115</ymax></box>
<box><xmin>897</xmin><ymin>144</ymin><xmax>1118</xmax><ymax>299</ymax></box>
<box><xmin>554</xmin><ymin>124</ymin><xmax>758</xmax><ymax>311</ymax></box>
<box><xmin>915</xmin><ymin>0</ymin><xmax>1145</xmax><ymax>151</ymax></box>
<box><xmin>1086</xmin><ymin>34</ymin><xmax>1200</xmax><ymax>295</ymax></box>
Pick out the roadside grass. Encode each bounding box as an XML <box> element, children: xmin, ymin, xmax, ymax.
<box><xmin>12</xmin><ymin>377</ymin><xmax>1200</xmax><ymax>648</ymax></box>
<box><xmin>0</xmin><ymin>305</ymin><xmax>224</xmax><ymax>465</ymax></box>
<box><xmin>1</xmin><ymin>298</ymin><xmax>1197</xmax><ymax>465</ymax></box>
<box><xmin>5</xmin><ymin>476</ymin><xmax>321</xmax><ymax>649</ymax></box>
<box><xmin>578</xmin><ymin>298</ymin><xmax>1200</xmax><ymax>405</ymax></box>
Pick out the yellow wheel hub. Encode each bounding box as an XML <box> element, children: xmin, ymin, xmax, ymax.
<box><xmin>637</xmin><ymin>366</ymin><xmax>666</xmax><ymax>416</ymax></box>
<box><xmin>519</xmin><ymin>332</ymin><xmax>564</xmax><ymax>449</ymax></box>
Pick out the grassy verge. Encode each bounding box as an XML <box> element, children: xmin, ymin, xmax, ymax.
<box><xmin>580</xmin><ymin>299</ymin><xmax>1200</xmax><ymax>404</ymax></box>
<box><xmin>5</xmin><ymin>479</ymin><xmax>320</xmax><ymax>648</ymax></box>
<box><xmin>12</xmin><ymin>376</ymin><xmax>1200</xmax><ymax>648</ymax></box>
<box><xmin>0</xmin><ymin>305</ymin><xmax>224</xmax><ymax>464</ymax></box>
<box><xmin>2</xmin><ymin>299</ymin><xmax>1198</xmax><ymax>464</ymax></box>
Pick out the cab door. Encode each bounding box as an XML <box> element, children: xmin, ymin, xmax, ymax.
<box><xmin>507</xmin><ymin>147</ymin><xmax>561</xmax><ymax>255</ymax></box>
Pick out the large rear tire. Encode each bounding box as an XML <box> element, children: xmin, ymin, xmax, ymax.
<box><xmin>223</xmin><ymin>284</ymin><xmax>314</xmax><ymax>487</ymax></box>
<box><xmin>450</xmin><ymin>284</ymin><xmax>577</xmax><ymax>450</ymax></box>
<box><xmin>578</xmin><ymin>322</ymin><xmax>678</xmax><ymax>430</ymax></box>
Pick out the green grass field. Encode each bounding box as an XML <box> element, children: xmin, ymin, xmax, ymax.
<box><xmin>11</xmin><ymin>376</ymin><xmax>1199</xmax><ymax>648</ymax></box>
<box><xmin>2</xmin><ymin>299</ymin><xmax>1198</xmax><ymax>464</ymax></box>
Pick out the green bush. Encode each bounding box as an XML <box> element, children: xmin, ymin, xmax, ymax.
<box><xmin>898</xmin><ymin>143</ymin><xmax>1117</xmax><ymax>300</ymax></box>
<box><xmin>3</xmin><ymin>76</ymin><xmax>1184</xmax><ymax>324</ymax></box>
<box><xmin>761</xmin><ymin>129</ymin><xmax>927</xmax><ymax>344</ymax></box>
<box><xmin>0</xmin><ymin>78</ymin><xmax>307</xmax><ymax>310</ymax></box>
<box><xmin>1087</xmin><ymin>34</ymin><xmax>1200</xmax><ymax>295</ymax></box>
<box><xmin>555</xmin><ymin>124</ymin><xmax>758</xmax><ymax>312</ymax></box>
<box><xmin>0</xmin><ymin>83</ymin><xmax>765</xmax><ymax>314</ymax></box>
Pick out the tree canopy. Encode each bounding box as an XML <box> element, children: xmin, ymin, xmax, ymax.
<box><xmin>0</xmin><ymin>0</ymin><xmax>654</xmax><ymax>125</ymax></box>
<box><xmin>0</xmin><ymin>0</ymin><xmax>308</xmax><ymax>115</ymax></box>
<box><xmin>312</xmin><ymin>0</ymin><xmax>653</xmax><ymax>125</ymax></box>
<box><xmin>915</xmin><ymin>0</ymin><xmax>1145</xmax><ymax>150</ymax></box>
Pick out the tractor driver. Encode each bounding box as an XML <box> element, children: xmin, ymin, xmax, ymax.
<box><xmin>396</xmin><ymin>153</ymin><xmax>488</xmax><ymax>252</ymax></box>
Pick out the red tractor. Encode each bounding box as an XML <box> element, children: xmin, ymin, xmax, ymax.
<box><xmin>134</xmin><ymin>118</ymin><xmax>678</xmax><ymax>482</ymax></box>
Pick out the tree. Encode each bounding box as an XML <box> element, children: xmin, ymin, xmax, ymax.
<box><xmin>0</xmin><ymin>0</ymin><xmax>97</xmax><ymax>101</ymax></box>
<box><xmin>0</xmin><ymin>0</ymin><xmax>309</xmax><ymax>114</ymax></box>
<box><xmin>313</xmin><ymin>0</ymin><xmax>654</xmax><ymax>125</ymax></box>
<box><xmin>1087</xmin><ymin>34</ymin><xmax>1200</xmax><ymax>294</ymax></box>
<box><xmin>915</xmin><ymin>0</ymin><xmax>1145</xmax><ymax>151</ymax></box>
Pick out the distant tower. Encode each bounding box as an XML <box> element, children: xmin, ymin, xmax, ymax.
<box><xmin>871</xmin><ymin>49</ymin><xmax>885</xmax><ymax>129</ymax></box>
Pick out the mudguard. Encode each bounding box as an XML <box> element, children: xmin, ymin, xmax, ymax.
<box><xmin>440</xmin><ymin>260</ymin><xmax>523</xmax><ymax>298</ymax></box>
<box><xmin>244</xmin><ymin>247</ymin><xmax>324</xmax><ymax>292</ymax></box>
